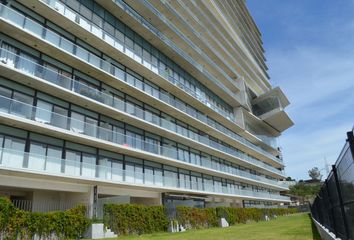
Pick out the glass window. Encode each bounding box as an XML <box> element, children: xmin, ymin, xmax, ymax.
<box><xmin>60</xmin><ymin>37</ymin><xmax>74</xmax><ymax>54</ymax></box>
<box><xmin>24</xmin><ymin>17</ymin><xmax>43</xmax><ymax>37</ymax></box>
<box><xmin>17</xmin><ymin>52</ymin><xmax>38</xmax><ymax>75</ymax></box>
<box><xmin>70</xmin><ymin>112</ymin><xmax>85</xmax><ymax>133</ymax></box>
<box><xmin>45</xmin><ymin>146</ymin><xmax>62</xmax><ymax>173</ymax></box>
<box><xmin>81</xmin><ymin>153</ymin><xmax>96</xmax><ymax>177</ymax></box>
<box><xmin>84</xmin><ymin>116</ymin><xmax>98</xmax><ymax>137</ymax></box>
<box><xmin>145</xmin><ymin>137</ymin><xmax>158</xmax><ymax>154</ymax></box>
<box><xmin>11</xmin><ymin>92</ymin><xmax>33</xmax><ymax>119</ymax></box>
<box><xmin>154</xmin><ymin>168</ymin><xmax>163</xmax><ymax>186</ymax></box>
<box><xmin>126</xmin><ymin>73</ymin><xmax>135</xmax><ymax>86</ymax></box>
<box><xmin>114</xmin><ymin>30</ymin><xmax>124</xmax><ymax>51</ymax></box>
<box><xmin>144</xmin><ymin>166</ymin><xmax>154</xmax><ymax>185</ymax></box>
<box><xmin>28</xmin><ymin>142</ymin><xmax>46</xmax><ymax>171</ymax></box>
<box><xmin>52</xmin><ymin>105</ymin><xmax>68</xmax><ymax>129</ymax></box>
<box><xmin>75</xmin><ymin>46</ymin><xmax>89</xmax><ymax>62</ymax></box>
<box><xmin>133</xmin><ymin>43</ymin><xmax>142</xmax><ymax>63</ymax></box>
<box><xmin>0</xmin><ymin>86</ymin><xmax>12</xmax><ymax>112</ymax></box>
<box><xmin>113</xmin><ymin>66</ymin><xmax>125</xmax><ymax>81</ymax></box>
<box><xmin>164</xmin><ymin>170</ymin><xmax>177</xmax><ymax>187</ymax></box>
<box><xmin>112</xmin><ymin>125</ymin><xmax>124</xmax><ymax>145</ymax></box>
<box><xmin>2</xmin><ymin>136</ymin><xmax>25</xmax><ymax>168</ymax></box>
<box><xmin>64</xmin><ymin>150</ymin><xmax>81</xmax><ymax>176</ymax></box>
<box><xmin>35</xmin><ymin>100</ymin><xmax>52</xmax><ymax>124</ymax></box>
<box><xmin>89</xmin><ymin>53</ymin><xmax>101</xmax><ymax>68</ymax></box>
<box><xmin>0</xmin><ymin>43</ymin><xmax>17</xmax><ymax>67</ymax></box>
<box><xmin>179</xmin><ymin>173</ymin><xmax>190</xmax><ymax>189</ymax></box>
<box><xmin>142</xmin><ymin>49</ymin><xmax>151</xmax><ymax>69</ymax></box>
<box><xmin>151</xmin><ymin>55</ymin><xmax>158</xmax><ymax>73</ymax></box>
<box><xmin>124</xmin><ymin>37</ymin><xmax>134</xmax><ymax>58</ymax></box>
<box><xmin>125</xmin><ymin>163</ymin><xmax>135</xmax><ymax>183</ymax></box>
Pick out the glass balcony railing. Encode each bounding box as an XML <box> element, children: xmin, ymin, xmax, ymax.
<box><xmin>110</xmin><ymin>0</ymin><xmax>239</xmax><ymax>101</ymax></box>
<box><xmin>0</xmin><ymin>47</ymin><xmax>284</xmax><ymax>178</ymax></box>
<box><xmin>0</xmin><ymin>147</ymin><xmax>290</xmax><ymax>201</ymax></box>
<box><xmin>0</xmin><ymin>93</ymin><xmax>286</xmax><ymax>189</ymax></box>
<box><xmin>0</xmin><ymin>3</ymin><xmax>282</xmax><ymax>164</ymax></box>
<box><xmin>252</xmin><ymin>96</ymin><xmax>282</xmax><ymax>117</ymax></box>
<box><xmin>138</xmin><ymin>0</ymin><xmax>240</xmax><ymax>91</ymax></box>
<box><xmin>38</xmin><ymin>0</ymin><xmax>235</xmax><ymax>121</ymax></box>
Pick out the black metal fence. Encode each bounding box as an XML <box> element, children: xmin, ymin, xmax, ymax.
<box><xmin>311</xmin><ymin>131</ymin><xmax>354</xmax><ymax>240</ymax></box>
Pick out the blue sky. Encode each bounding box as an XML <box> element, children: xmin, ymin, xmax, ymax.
<box><xmin>247</xmin><ymin>0</ymin><xmax>354</xmax><ymax>180</ymax></box>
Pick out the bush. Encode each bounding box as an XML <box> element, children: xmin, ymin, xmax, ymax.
<box><xmin>0</xmin><ymin>197</ymin><xmax>90</xmax><ymax>240</ymax></box>
<box><xmin>216</xmin><ymin>207</ymin><xmax>298</xmax><ymax>225</ymax></box>
<box><xmin>103</xmin><ymin>203</ymin><xmax>298</xmax><ymax>235</ymax></box>
<box><xmin>176</xmin><ymin>206</ymin><xmax>218</xmax><ymax>229</ymax></box>
<box><xmin>104</xmin><ymin>204</ymin><xmax>168</xmax><ymax>235</ymax></box>
<box><xmin>176</xmin><ymin>206</ymin><xmax>297</xmax><ymax>229</ymax></box>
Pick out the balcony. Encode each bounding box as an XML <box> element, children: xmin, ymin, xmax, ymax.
<box><xmin>252</xmin><ymin>87</ymin><xmax>294</xmax><ymax>133</ymax></box>
<box><xmin>0</xmin><ymin>92</ymin><xmax>286</xmax><ymax>189</ymax></box>
<box><xmin>0</xmin><ymin>3</ymin><xmax>284</xmax><ymax>166</ymax></box>
<box><xmin>0</xmin><ymin>47</ymin><xmax>285</xmax><ymax>179</ymax></box>
<box><xmin>0</xmin><ymin>148</ymin><xmax>290</xmax><ymax>202</ymax></box>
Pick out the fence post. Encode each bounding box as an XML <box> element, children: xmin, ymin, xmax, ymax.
<box><xmin>332</xmin><ymin>164</ymin><xmax>351</xmax><ymax>240</ymax></box>
<box><xmin>347</xmin><ymin>131</ymin><xmax>354</xmax><ymax>157</ymax></box>
<box><xmin>324</xmin><ymin>179</ymin><xmax>337</xmax><ymax>235</ymax></box>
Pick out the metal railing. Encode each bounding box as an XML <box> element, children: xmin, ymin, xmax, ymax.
<box><xmin>0</xmin><ymin>148</ymin><xmax>290</xmax><ymax>201</ymax></box>
<box><xmin>310</xmin><ymin>130</ymin><xmax>354</xmax><ymax>240</ymax></box>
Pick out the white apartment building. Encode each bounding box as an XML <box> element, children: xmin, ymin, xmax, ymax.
<box><xmin>0</xmin><ymin>0</ymin><xmax>293</xmax><ymax>214</ymax></box>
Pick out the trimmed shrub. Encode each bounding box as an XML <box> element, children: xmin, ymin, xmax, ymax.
<box><xmin>103</xmin><ymin>203</ymin><xmax>298</xmax><ymax>235</ymax></box>
<box><xmin>216</xmin><ymin>207</ymin><xmax>298</xmax><ymax>225</ymax></box>
<box><xmin>176</xmin><ymin>206</ymin><xmax>298</xmax><ymax>229</ymax></box>
<box><xmin>0</xmin><ymin>197</ymin><xmax>90</xmax><ymax>240</ymax></box>
<box><xmin>104</xmin><ymin>204</ymin><xmax>169</xmax><ymax>235</ymax></box>
<box><xmin>176</xmin><ymin>206</ymin><xmax>218</xmax><ymax>229</ymax></box>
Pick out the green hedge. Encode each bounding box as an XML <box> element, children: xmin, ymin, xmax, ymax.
<box><xmin>104</xmin><ymin>204</ymin><xmax>169</xmax><ymax>235</ymax></box>
<box><xmin>176</xmin><ymin>206</ymin><xmax>218</xmax><ymax>229</ymax></box>
<box><xmin>0</xmin><ymin>197</ymin><xmax>90</xmax><ymax>240</ymax></box>
<box><xmin>103</xmin><ymin>203</ymin><xmax>298</xmax><ymax>235</ymax></box>
<box><xmin>176</xmin><ymin>206</ymin><xmax>298</xmax><ymax>229</ymax></box>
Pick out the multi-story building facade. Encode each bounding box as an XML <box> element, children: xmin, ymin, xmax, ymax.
<box><xmin>0</xmin><ymin>0</ymin><xmax>293</xmax><ymax>213</ymax></box>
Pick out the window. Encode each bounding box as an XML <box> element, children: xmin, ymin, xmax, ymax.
<box><xmin>84</xmin><ymin>116</ymin><xmax>98</xmax><ymax>137</ymax></box>
<box><xmin>98</xmin><ymin>156</ymin><xmax>123</xmax><ymax>181</ymax></box>
<box><xmin>81</xmin><ymin>153</ymin><xmax>96</xmax><ymax>177</ymax></box>
<box><xmin>142</xmin><ymin>49</ymin><xmax>151</xmax><ymax>69</ymax></box>
<box><xmin>124</xmin><ymin>37</ymin><xmax>134</xmax><ymax>58</ymax></box>
<box><xmin>133</xmin><ymin>43</ymin><xmax>142</xmax><ymax>63</ymax></box>
<box><xmin>70</xmin><ymin>112</ymin><xmax>85</xmax><ymax>133</ymax></box>
<box><xmin>113</xmin><ymin>66</ymin><xmax>125</xmax><ymax>81</ymax></box>
<box><xmin>145</xmin><ymin>137</ymin><xmax>159</xmax><ymax>154</ymax></box>
<box><xmin>52</xmin><ymin>105</ymin><xmax>68</xmax><ymax>129</ymax></box>
<box><xmin>126</xmin><ymin>130</ymin><xmax>143</xmax><ymax>150</ymax></box>
<box><xmin>11</xmin><ymin>92</ymin><xmax>33</xmax><ymax>119</ymax></box>
<box><xmin>0</xmin><ymin>43</ymin><xmax>17</xmax><ymax>67</ymax></box>
<box><xmin>17</xmin><ymin>52</ymin><xmax>38</xmax><ymax>75</ymax></box>
<box><xmin>28</xmin><ymin>142</ymin><xmax>46</xmax><ymax>171</ymax></box>
<box><xmin>179</xmin><ymin>172</ymin><xmax>190</xmax><ymax>189</ymax></box>
<box><xmin>0</xmin><ymin>86</ymin><xmax>12</xmax><ymax>112</ymax></box>
<box><xmin>35</xmin><ymin>100</ymin><xmax>52</xmax><ymax>124</ymax></box>
<box><xmin>164</xmin><ymin>169</ymin><xmax>177</xmax><ymax>187</ymax></box>
<box><xmin>65</xmin><ymin>150</ymin><xmax>81</xmax><ymax>176</ymax></box>
<box><xmin>1</xmin><ymin>135</ymin><xmax>25</xmax><ymax>168</ymax></box>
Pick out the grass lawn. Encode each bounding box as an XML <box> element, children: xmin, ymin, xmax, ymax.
<box><xmin>99</xmin><ymin>213</ymin><xmax>320</xmax><ymax>240</ymax></box>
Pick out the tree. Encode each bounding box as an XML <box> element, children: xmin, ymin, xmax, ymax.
<box><xmin>308</xmin><ymin>167</ymin><xmax>322</xmax><ymax>180</ymax></box>
<box><xmin>289</xmin><ymin>182</ymin><xmax>321</xmax><ymax>204</ymax></box>
<box><xmin>286</xmin><ymin>176</ymin><xmax>294</xmax><ymax>181</ymax></box>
